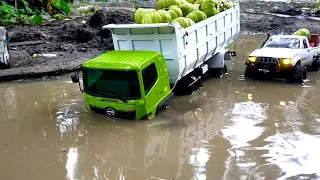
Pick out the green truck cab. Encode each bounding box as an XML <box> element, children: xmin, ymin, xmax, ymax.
<box><xmin>75</xmin><ymin>50</ymin><xmax>173</xmax><ymax>120</ymax></box>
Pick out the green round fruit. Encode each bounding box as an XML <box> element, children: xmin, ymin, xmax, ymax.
<box><xmin>192</xmin><ymin>10</ymin><xmax>207</xmax><ymax>21</ymax></box>
<box><xmin>172</xmin><ymin>17</ymin><xmax>195</xmax><ymax>28</ymax></box>
<box><xmin>179</xmin><ymin>0</ymin><xmax>189</xmax><ymax>7</ymax></box>
<box><xmin>195</xmin><ymin>0</ymin><xmax>202</xmax><ymax>4</ymax></box>
<box><xmin>158</xmin><ymin>9</ymin><xmax>172</xmax><ymax>23</ymax></box>
<box><xmin>224</xmin><ymin>1</ymin><xmax>234</xmax><ymax>9</ymax></box>
<box><xmin>134</xmin><ymin>8</ymin><xmax>156</xmax><ymax>24</ymax></box>
<box><xmin>168</xmin><ymin>9</ymin><xmax>179</xmax><ymax>20</ymax></box>
<box><xmin>300</xmin><ymin>28</ymin><xmax>311</xmax><ymax>39</ymax></box>
<box><xmin>186</xmin><ymin>13</ymin><xmax>198</xmax><ymax>23</ymax></box>
<box><xmin>293</xmin><ymin>28</ymin><xmax>311</xmax><ymax>39</ymax></box>
<box><xmin>186</xmin><ymin>17</ymin><xmax>196</xmax><ymax>26</ymax></box>
<box><xmin>169</xmin><ymin>5</ymin><xmax>183</xmax><ymax>17</ymax></box>
<box><xmin>157</xmin><ymin>0</ymin><xmax>181</xmax><ymax>9</ymax></box>
<box><xmin>180</xmin><ymin>3</ymin><xmax>199</xmax><ymax>16</ymax></box>
<box><xmin>187</xmin><ymin>0</ymin><xmax>196</xmax><ymax>3</ymax></box>
<box><xmin>141</xmin><ymin>12</ymin><xmax>164</xmax><ymax>24</ymax></box>
<box><xmin>201</xmin><ymin>0</ymin><xmax>220</xmax><ymax>17</ymax></box>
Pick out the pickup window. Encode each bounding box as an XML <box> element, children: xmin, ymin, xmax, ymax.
<box><xmin>302</xmin><ymin>39</ymin><xmax>309</xmax><ymax>49</ymax></box>
<box><xmin>263</xmin><ymin>37</ymin><xmax>300</xmax><ymax>49</ymax></box>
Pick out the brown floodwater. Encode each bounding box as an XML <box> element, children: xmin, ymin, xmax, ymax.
<box><xmin>1</xmin><ymin>34</ymin><xmax>320</xmax><ymax>180</ymax></box>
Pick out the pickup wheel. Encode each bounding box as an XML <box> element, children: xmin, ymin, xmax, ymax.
<box><xmin>310</xmin><ymin>54</ymin><xmax>320</xmax><ymax>71</ymax></box>
<box><xmin>287</xmin><ymin>63</ymin><xmax>305</xmax><ymax>84</ymax></box>
<box><xmin>244</xmin><ymin>65</ymin><xmax>260</xmax><ymax>79</ymax></box>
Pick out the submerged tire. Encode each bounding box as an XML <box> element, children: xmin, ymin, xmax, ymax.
<box><xmin>210</xmin><ymin>65</ymin><xmax>227</xmax><ymax>78</ymax></box>
<box><xmin>244</xmin><ymin>65</ymin><xmax>260</xmax><ymax>80</ymax></box>
<box><xmin>288</xmin><ymin>63</ymin><xmax>305</xmax><ymax>84</ymax></box>
<box><xmin>310</xmin><ymin>54</ymin><xmax>320</xmax><ymax>71</ymax></box>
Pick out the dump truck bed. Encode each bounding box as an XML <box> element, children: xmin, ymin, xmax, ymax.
<box><xmin>103</xmin><ymin>3</ymin><xmax>240</xmax><ymax>84</ymax></box>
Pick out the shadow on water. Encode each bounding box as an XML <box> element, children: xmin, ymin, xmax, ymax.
<box><xmin>1</xmin><ymin>34</ymin><xmax>320</xmax><ymax>180</ymax></box>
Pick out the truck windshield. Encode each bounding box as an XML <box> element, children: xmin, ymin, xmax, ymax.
<box><xmin>83</xmin><ymin>68</ymin><xmax>141</xmax><ymax>101</ymax></box>
<box><xmin>263</xmin><ymin>37</ymin><xmax>300</xmax><ymax>49</ymax></box>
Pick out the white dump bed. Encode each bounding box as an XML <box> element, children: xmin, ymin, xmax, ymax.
<box><xmin>103</xmin><ymin>3</ymin><xmax>240</xmax><ymax>83</ymax></box>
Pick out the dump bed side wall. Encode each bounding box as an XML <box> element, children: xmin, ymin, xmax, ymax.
<box><xmin>105</xmin><ymin>3</ymin><xmax>240</xmax><ymax>84</ymax></box>
<box><xmin>176</xmin><ymin>5</ymin><xmax>240</xmax><ymax>80</ymax></box>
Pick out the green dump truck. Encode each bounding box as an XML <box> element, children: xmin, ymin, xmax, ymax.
<box><xmin>71</xmin><ymin>3</ymin><xmax>240</xmax><ymax>120</ymax></box>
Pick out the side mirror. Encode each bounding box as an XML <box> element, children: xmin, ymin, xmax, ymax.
<box><xmin>71</xmin><ymin>73</ymin><xmax>79</xmax><ymax>83</ymax></box>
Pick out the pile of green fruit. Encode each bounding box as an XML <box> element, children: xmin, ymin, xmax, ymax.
<box><xmin>134</xmin><ymin>0</ymin><xmax>234</xmax><ymax>29</ymax></box>
<box><xmin>292</xmin><ymin>28</ymin><xmax>311</xmax><ymax>40</ymax></box>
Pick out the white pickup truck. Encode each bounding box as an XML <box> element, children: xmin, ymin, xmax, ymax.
<box><xmin>245</xmin><ymin>34</ymin><xmax>320</xmax><ymax>83</ymax></box>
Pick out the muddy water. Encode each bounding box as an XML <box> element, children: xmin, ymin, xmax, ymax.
<box><xmin>2</xmin><ymin>34</ymin><xmax>320</xmax><ymax>180</ymax></box>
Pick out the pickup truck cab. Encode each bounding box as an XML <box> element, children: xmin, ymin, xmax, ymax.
<box><xmin>245</xmin><ymin>34</ymin><xmax>320</xmax><ymax>83</ymax></box>
<box><xmin>0</xmin><ymin>26</ymin><xmax>10</xmax><ymax>69</ymax></box>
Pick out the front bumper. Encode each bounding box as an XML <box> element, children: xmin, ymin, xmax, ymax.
<box><xmin>245</xmin><ymin>61</ymin><xmax>294</xmax><ymax>75</ymax></box>
<box><xmin>89</xmin><ymin>105</ymin><xmax>136</xmax><ymax>120</ymax></box>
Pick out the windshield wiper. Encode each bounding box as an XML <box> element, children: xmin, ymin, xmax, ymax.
<box><xmin>98</xmin><ymin>92</ymin><xmax>128</xmax><ymax>103</ymax></box>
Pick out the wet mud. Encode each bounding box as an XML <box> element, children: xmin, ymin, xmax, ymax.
<box><xmin>1</xmin><ymin>1</ymin><xmax>320</xmax><ymax>82</ymax></box>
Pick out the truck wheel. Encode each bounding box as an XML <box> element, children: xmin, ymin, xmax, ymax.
<box><xmin>244</xmin><ymin>65</ymin><xmax>260</xmax><ymax>79</ymax></box>
<box><xmin>209</xmin><ymin>65</ymin><xmax>227</xmax><ymax>78</ymax></box>
<box><xmin>310</xmin><ymin>54</ymin><xmax>320</xmax><ymax>71</ymax></box>
<box><xmin>244</xmin><ymin>66</ymin><xmax>252</xmax><ymax>77</ymax></box>
<box><xmin>287</xmin><ymin>63</ymin><xmax>304</xmax><ymax>84</ymax></box>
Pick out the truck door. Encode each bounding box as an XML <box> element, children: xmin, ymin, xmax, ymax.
<box><xmin>301</xmin><ymin>38</ymin><xmax>313</xmax><ymax>66</ymax></box>
<box><xmin>141</xmin><ymin>62</ymin><xmax>162</xmax><ymax>117</ymax></box>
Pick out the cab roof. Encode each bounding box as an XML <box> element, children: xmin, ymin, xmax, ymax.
<box><xmin>82</xmin><ymin>50</ymin><xmax>161</xmax><ymax>70</ymax></box>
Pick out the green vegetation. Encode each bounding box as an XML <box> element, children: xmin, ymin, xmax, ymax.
<box><xmin>0</xmin><ymin>0</ymin><xmax>95</xmax><ymax>25</ymax></box>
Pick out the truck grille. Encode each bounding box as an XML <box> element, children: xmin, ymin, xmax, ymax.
<box><xmin>90</xmin><ymin>106</ymin><xmax>136</xmax><ymax>120</ymax></box>
<box><xmin>258</xmin><ymin>57</ymin><xmax>277</xmax><ymax>63</ymax></box>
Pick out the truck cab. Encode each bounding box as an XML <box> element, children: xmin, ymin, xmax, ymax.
<box><xmin>245</xmin><ymin>34</ymin><xmax>320</xmax><ymax>83</ymax></box>
<box><xmin>75</xmin><ymin>50</ymin><xmax>173</xmax><ymax>120</ymax></box>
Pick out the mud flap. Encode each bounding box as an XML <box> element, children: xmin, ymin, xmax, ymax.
<box><xmin>173</xmin><ymin>75</ymin><xmax>202</xmax><ymax>95</ymax></box>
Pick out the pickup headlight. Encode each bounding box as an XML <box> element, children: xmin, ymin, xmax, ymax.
<box><xmin>248</xmin><ymin>56</ymin><xmax>257</xmax><ymax>62</ymax></box>
<box><xmin>282</xmin><ymin>58</ymin><xmax>292</xmax><ymax>65</ymax></box>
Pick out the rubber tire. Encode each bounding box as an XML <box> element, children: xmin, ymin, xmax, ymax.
<box><xmin>288</xmin><ymin>63</ymin><xmax>304</xmax><ymax>84</ymax></box>
<box><xmin>310</xmin><ymin>54</ymin><xmax>320</xmax><ymax>71</ymax></box>
<box><xmin>244</xmin><ymin>65</ymin><xmax>260</xmax><ymax>80</ymax></box>
<box><xmin>210</xmin><ymin>65</ymin><xmax>227</xmax><ymax>78</ymax></box>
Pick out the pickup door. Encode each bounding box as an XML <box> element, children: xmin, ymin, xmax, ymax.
<box><xmin>300</xmin><ymin>38</ymin><xmax>313</xmax><ymax>66</ymax></box>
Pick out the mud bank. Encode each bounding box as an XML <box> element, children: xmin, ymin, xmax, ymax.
<box><xmin>1</xmin><ymin>1</ymin><xmax>320</xmax><ymax>82</ymax></box>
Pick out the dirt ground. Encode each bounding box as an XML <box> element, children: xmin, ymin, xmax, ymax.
<box><xmin>1</xmin><ymin>1</ymin><xmax>320</xmax><ymax>82</ymax></box>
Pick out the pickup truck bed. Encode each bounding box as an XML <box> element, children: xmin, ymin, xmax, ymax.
<box><xmin>310</xmin><ymin>34</ymin><xmax>320</xmax><ymax>47</ymax></box>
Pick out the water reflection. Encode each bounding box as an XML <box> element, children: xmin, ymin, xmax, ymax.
<box><xmin>257</xmin><ymin>132</ymin><xmax>320</xmax><ymax>180</ymax></box>
<box><xmin>66</xmin><ymin>147</ymin><xmax>79</xmax><ymax>180</ymax></box>
<box><xmin>1</xmin><ymin>34</ymin><xmax>320</xmax><ymax>180</ymax></box>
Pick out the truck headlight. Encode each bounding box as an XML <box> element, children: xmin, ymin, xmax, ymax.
<box><xmin>282</xmin><ymin>58</ymin><xmax>292</xmax><ymax>65</ymax></box>
<box><xmin>248</xmin><ymin>56</ymin><xmax>257</xmax><ymax>62</ymax></box>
